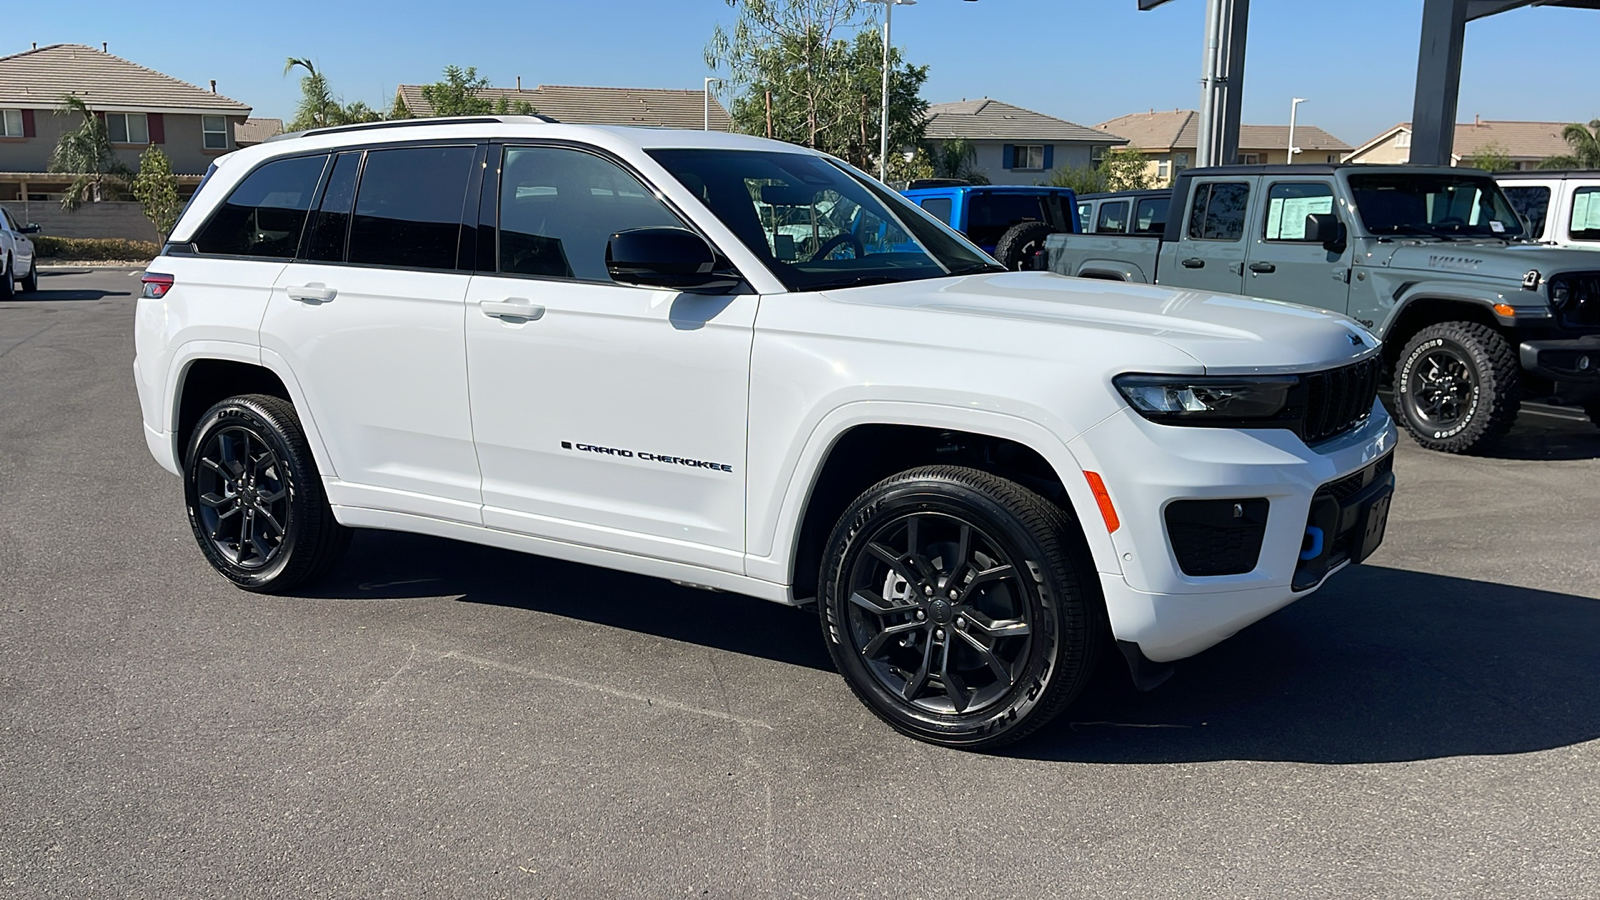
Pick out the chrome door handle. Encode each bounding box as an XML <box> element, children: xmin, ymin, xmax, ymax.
<box><xmin>286</xmin><ymin>283</ymin><xmax>336</xmax><ymax>303</ymax></box>
<box><xmin>480</xmin><ymin>298</ymin><xmax>545</xmax><ymax>321</ymax></box>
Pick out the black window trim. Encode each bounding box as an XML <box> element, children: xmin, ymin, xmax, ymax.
<box><xmin>180</xmin><ymin>149</ymin><xmax>332</xmax><ymax>262</ymax></box>
<box><xmin>1260</xmin><ymin>179</ymin><xmax>1337</xmax><ymax>243</ymax></box>
<box><xmin>476</xmin><ymin>138</ymin><xmax>747</xmax><ymax>290</ymax></box>
<box><xmin>1185</xmin><ymin>179</ymin><xmax>1252</xmax><ymax>243</ymax></box>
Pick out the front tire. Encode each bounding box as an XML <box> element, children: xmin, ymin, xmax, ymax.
<box><xmin>183</xmin><ymin>394</ymin><xmax>349</xmax><ymax>593</ymax></box>
<box><xmin>818</xmin><ymin>466</ymin><xmax>1103</xmax><ymax>750</ymax></box>
<box><xmin>1394</xmin><ymin>321</ymin><xmax>1519</xmax><ymax>454</ymax></box>
<box><xmin>20</xmin><ymin>259</ymin><xmax>38</xmax><ymax>293</ymax></box>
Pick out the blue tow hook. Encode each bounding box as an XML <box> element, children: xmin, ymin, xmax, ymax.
<box><xmin>1299</xmin><ymin>526</ymin><xmax>1325</xmax><ymax>561</ymax></box>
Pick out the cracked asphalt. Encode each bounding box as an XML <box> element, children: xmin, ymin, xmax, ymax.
<box><xmin>3</xmin><ymin>267</ymin><xmax>1598</xmax><ymax>898</ymax></box>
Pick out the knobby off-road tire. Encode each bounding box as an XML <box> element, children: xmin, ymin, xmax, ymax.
<box><xmin>993</xmin><ymin>221</ymin><xmax>1058</xmax><ymax>271</ymax></box>
<box><xmin>184</xmin><ymin>394</ymin><xmax>350</xmax><ymax>593</ymax></box>
<box><xmin>1394</xmin><ymin>321</ymin><xmax>1520</xmax><ymax>454</ymax></box>
<box><xmin>20</xmin><ymin>259</ymin><xmax>38</xmax><ymax>294</ymax></box>
<box><xmin>818</xmin><ymin>465</ymin><xmax>1104</xmax><ymax>750</ymax></box>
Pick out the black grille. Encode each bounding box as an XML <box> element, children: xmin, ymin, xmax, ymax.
<box><xmin>1551</xmin><ymin>274</ymin><xmax>1600</xmax><ymax>329</ymax></box>
<box><xmin>1321</xmin><ymin>452</ymin><xmax>1395</xmax><ymax>503</ymax></box>
<box><xmin>1165</xmin><ymin>498</ymin><xmax>1269</xmax><ymax>576</ymax></box>
<box><xmin>1298</xmin><ymin>355</ymin><xmax>1382</xmax><ymax>444</ymax></box>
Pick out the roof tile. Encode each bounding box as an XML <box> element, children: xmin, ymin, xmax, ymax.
<box><xmin>0</xmin><ymin>43</ymin><xmax>250</xmax><ymax>113</ymax></box>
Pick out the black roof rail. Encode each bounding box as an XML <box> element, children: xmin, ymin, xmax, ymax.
<box><xmin>265</xmin><ymin>114</ymin><xmax>559</xmax><ymax>143</ymax></box>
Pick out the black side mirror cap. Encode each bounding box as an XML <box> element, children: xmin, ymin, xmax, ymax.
<box><xmin>606</xmin><ymin>227</ymin><xmax>739</xmax><ymax>293</ymax></box>
<box><xmin>1305</xmin><ymin>213</ymin><xmax>1346</xmax><ymax>252</ymax></box>
<box><xmin>19</xmin><ymin>224</ymin><xmax>40</xmax><ymax>234</ymax></box>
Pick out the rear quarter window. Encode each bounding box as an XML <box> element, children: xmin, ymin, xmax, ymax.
<box><xmin>192</xmin><ymin>155</ymin><xmax>328</xmax><ymax>258</ymax></box>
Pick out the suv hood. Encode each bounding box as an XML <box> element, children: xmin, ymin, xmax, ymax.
<box><xmin>821</xmin><ymin>272</ymin><xmax>1378</xmax><ymax>375</ymax></box>
<box><xmin>1372</xmin><ymin>239</ymin><xmax>1600</xmax><ymax>284</ymax></box>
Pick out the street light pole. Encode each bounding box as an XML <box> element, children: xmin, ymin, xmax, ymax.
<box><xmin>866</xmin><ymin>0</ymin><xmax>916</xmax><ymax>182</ymax></box>
<box><xmin>1287</xmin><ymin>97</ymin><xmax>1305</xmax><ymax>163</ymax></box>
<box><xmin>704</xmin><ymin>77</ymin><xmax>721</xmax><ymax>131</ymax></box>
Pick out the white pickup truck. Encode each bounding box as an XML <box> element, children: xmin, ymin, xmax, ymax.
<box><xmin>134</xmin><ymin>118</ymin><xmax>1396</xmax><ymax>748</ymax></box>
<box><xmin>0</xmin><ymin>205</ymin><xmax>40</xmax><ymax>298</ymax></box>
<box><xmin>1499</xmin><ymin>170</ymin><xmax>1600</xmax><ymax>250</ymax></box>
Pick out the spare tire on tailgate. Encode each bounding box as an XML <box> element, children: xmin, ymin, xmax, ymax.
<box><xmin>994</xmin><ymin>221</ymin><xmax>1058</xmax><ymax>271</ymax></box>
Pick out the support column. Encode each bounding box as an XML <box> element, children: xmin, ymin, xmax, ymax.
<box><xmin>1409</xmin><ymin>0</ymin><xmax>1467</xmax><ymax>166</ymax></box>
<box><xmin>1195</xmin><ymin>0</ymin><xmax>1249</xmax><ymax>167</ymax></box>
<box><xmin>1217</xmin><ymin>0</ymin><xmax>1249</xmax><ymax>165</ymax></box>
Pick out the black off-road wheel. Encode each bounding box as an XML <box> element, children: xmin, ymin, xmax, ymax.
<box><xmin>183</xmin><ymin>394</ymin><xmax>350</xmax><ymax>593</ymax></box>
<box><xmin>20</xmin><ymin>259</ymin><xmax>38</xmax><ymax>294</ymax></box>
<box><xmin>818</xmin><ymin>466</ymin><xmax>1104</xmax><ymax>750</ymax></box>
<box><xmin>994</xmin><ymin>221</ymin><xmax>1057</xmax><ymax>271</ymax></box>
<box><xmin>1394</xmin><ymin>321</ymin><xmax>1520</xmax><ymax>454</ymax></box>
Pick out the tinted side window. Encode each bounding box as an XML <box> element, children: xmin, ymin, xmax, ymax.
<box><xmin>194</xmin><ymin>154</ymin><xmax>327</xmax><ymax>258</ymax></box>
<box><xmin>1133</xmin><ymin>197</ymin><xmax>1169</xmax><ymax>234</ymax></box>
<box><xmin>1567</xmin><ymin>186</ymin><xmax>1600</xmax><ymax>241</ymax></box>
<box><xmin>1186</xmin><ymin>182</ymin><xmax>1250</xmax><ymax>241</ymax></box>
<box><xmin>304</xmin><ymin>151</ymin><xmax>362</xmax><ymax>262</ymax></box>
<box><xmin>1263</xmin><ymin>182</ymin><xmax>1335</xmax><ymax>241</ymax></box>
<box><xmin>348</xmin><ymin>146</ymin><xmax>474</xmax><ymax>270</ymax></box>
<box><xmin>498</xmin><ymin>146</ymin><xmax>683</xmax><ymax>281</ymax></box>
<box><xmin>919</xmin><ymin>196</ymin><xmax>952</xmax><ymax>225</ymax></box>
<box><xmin>1095</xmin><ymin>201</ymin><xmax>1129</xmax><ymax>233</ymax></box>
<box><xmin>1501</xmin><ymin>186</ymin><xmax>1551</xmax><ymax>237</ymax></box>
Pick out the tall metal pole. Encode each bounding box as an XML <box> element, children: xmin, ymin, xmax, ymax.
<box><xmin>1195</xmin><ymin>0</ymin><xmax>1222</xmax><ymax>167</ymax></box>
<box><xmin>704</xmin><ymin>77</ymin><xmax>720</xmax><ymax>131</ymax></box>
<box><xmin>1287</xmin><ymin>97</ymin><xmax>1304</xmax><ymax>163</ymax></box>
<box><xmin>879</xmin><ymin>1</ymin><xmax>893</xmax><ymax>181</ymax></box>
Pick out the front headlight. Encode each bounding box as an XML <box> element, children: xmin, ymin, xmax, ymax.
<box><xmin>1114</xmin><ymin>374</ymin><xmax>1298</xmax><ymax>424</ymax></box>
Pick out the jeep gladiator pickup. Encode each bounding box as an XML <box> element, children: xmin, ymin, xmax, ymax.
<box><xmin>1041</xmin><ymin>164</ymin><xmax>1600</xmax><ymax>450</ymax></box>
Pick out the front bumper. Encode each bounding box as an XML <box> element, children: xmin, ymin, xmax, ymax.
<box><xmin>1519</xmin><ymin>335</ymin><xmax>1600</xmax><ymax>383</ymax></box>
<box><xmin>1067</xmin><ymin>401</ymin><xmax>1398</xmax><ymax>663</ymax></box>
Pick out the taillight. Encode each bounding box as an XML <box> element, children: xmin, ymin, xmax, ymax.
<box><xmin>141</xmin><ymin>272</ymin><xmax>173</xmax><ymax>299</ymax></box>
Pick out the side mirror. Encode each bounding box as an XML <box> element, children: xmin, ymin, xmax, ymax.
<box><xmin>606</xmin><ymin>227</ymin><xmax>739</xmax><ymax>293</ymax></box>
<box><xmin>19</xmin><ymin>224</ymin><xmax>40</xmax><ymax>234</ymax></box>
<box><xmin>1305</xmin><ymin>213</ymin><xmax>1345</xmax><ymax>251</ymax></box>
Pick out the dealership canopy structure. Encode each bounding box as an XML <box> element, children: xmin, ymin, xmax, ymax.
<box><xmin>1139</xmin><ymin>0</ymin><xmax>1600</xmax><ymax>168</ymax></box>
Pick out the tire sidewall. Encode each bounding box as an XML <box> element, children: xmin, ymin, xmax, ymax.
<box><xmin>1397</xmin><ymin>332</ymin><xmax>1485</xmax><ymax>443</ymax></box>
<box><xmin>183</xmin><ymin>399</ymin><xmax>306</xmax><ymax>589</ymax></box>
<box><xmin>820</xmin><ymin>478</ymin><xmax>1068</xmax><ymax>747</ymax></box>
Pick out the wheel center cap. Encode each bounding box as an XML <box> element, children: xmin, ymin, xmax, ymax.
<box><xmin>928</xmin><ymin>598</ymin><xmax>953</xmax><ymax>625</ymax></box>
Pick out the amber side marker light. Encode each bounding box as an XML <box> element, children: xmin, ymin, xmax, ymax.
<box><xmin>1493</xmin><ymin>303</ymin><xmax>1516</xmax><ymax>317</ymax></box>
<box><xmin>1083</xmin><ymin>471</ymin><xmax>1120</xmax><ymax>534</ymax></box>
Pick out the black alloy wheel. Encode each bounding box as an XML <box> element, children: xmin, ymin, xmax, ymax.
<box><xmin>184</xmin><ymin>394</ymin><xmax>349</xmax><ymax>592</ymax></box>
<box><xmin>1394</xmin><ymin>321</ymin><xmax>1519</xmax><ymax>454</ymax></box>
<box><xmin>820</xmin><ymin>466</ymin><xmax>1102</xmax><ymax>749</ymax></box>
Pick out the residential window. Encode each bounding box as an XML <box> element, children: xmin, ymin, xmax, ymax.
<box><xmin>1</xmin><ymin>109</ymin><xmax>23</xmax><ymax>137</ymax></box>
<box><xmin>1396</xmin><ymin>131</ymin><xmax>1412</xmax><ymax>149</ymax></box>
<box><xmin>1090</xmin><ymin>145</ymin><xmax>1108</xmax><ymax>169</ymax></box>
<box><xmin>1157</xmin><ymin>159</ymin><xmax>1171</xmax><ymax>181</ymax></box>
<box><xmin>1236</xmin><ymin>153</ymin><xmax>1261</xmax><ymax>165</ymax></box>
<box><xmin>1175</xmin><ymin>153</ymin><xmax>1189</xmax><ymax>171</ymax></box>
<box><xmin>1011</xmin><ymin>145</ymin><xmax>1045</xmax><ymax>171</ymax></box>
<box><xmin>107</xmin><ymin>112</ymin><xmax>149</xmax><ymax>144</ymax></box>
<box><xmin>202</xmin><ymin>115</ymin><xmax>228</xmax><ymax>150</ymax></box>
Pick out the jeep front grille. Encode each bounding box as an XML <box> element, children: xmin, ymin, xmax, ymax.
<box><xmin>1298</xmin><ymin>355</ymin><xmax>1382</xmax><ymax>444</ymax></box>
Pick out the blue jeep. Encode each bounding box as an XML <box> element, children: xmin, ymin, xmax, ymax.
<box><xmin>900</xmin><ymin>183</ymin><xmax>1081</xmax><ymax>269</ymax></box>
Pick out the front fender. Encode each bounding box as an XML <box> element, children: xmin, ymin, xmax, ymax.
<box><xmin>1375</xmin><ymin>276</ymin><xmax>1545</xmax><ymax>337</ymax></box>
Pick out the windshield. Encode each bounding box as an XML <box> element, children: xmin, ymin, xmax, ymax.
<box><xmin>648</xmin><ymin>148</ymin><xmax>1002</xmax><ymax>292</ymax></box>
<box><xmin>1348</xmin><ymin>173</ymin><xmax>1525</xmax><ymax>238</ymax></box>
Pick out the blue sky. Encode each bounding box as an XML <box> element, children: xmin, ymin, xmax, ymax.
<box><xmin>5</xmin><ymin>0</ymin><xmax>1596</xmax><ymax>147</ymax></box>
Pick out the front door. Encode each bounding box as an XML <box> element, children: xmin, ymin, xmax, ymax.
<box><xmin>464</xmin><ymin>144</ymin><xmax>756</xmax><ymax>573</ymax></box>
<box><xmin>1163</xmin><ymin>177</ymin><xmax>1253</xmax><ymax>294</ymax></box>
<box><xmin>258</xmin><ymin>144</ymin><xmax>482</xmax><ymax>521</ymax></box>
<box><xmin>1243</xmin><ymin>179</ymin><xmax>1352</xmax><ymax>314</ymax></box>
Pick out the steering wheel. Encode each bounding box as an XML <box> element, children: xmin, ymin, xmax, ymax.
<box><xmin>810</xmin><ymin>233</ymin><xmax>864</xmax><ymax>262</ymax></box>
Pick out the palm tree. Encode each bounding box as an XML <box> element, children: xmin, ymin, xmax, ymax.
<box><xmin>284</xmin><ymin>58</ymin><xmax>344</xmax><ymax>131</ymax></box>
<box><xmin>48</xmin><ymin>95</ymin><xmax>133</xmax><ymax>210</ymax></box>
<box><xmin>928</xmin><ymin>138</ymin><xmax>989</xmax><ymax>184</ymax></box>
<box><xmin>1538</xmin><ymin>118</ymin><xmax>1600</xmax><ymax>169</ymax></box>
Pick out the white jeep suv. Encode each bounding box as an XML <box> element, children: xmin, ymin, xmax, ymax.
<box><xmin>134</xmin><ymin>117</ymin><xmax>1397</xmax><ymax>749</ymax></box>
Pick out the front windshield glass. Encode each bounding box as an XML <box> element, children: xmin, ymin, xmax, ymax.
<box><xmin>1348</xmin><ymin>172</ymin><xmax>1525</xmax><ymax>238</ymax></box>
<box><xmin>648</xmin><ymin>148</ymin><xmax>1002</xmax><ymax>292</ymax></box>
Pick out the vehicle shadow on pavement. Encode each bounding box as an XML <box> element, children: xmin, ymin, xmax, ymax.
<box><xmin>10</xmin><ymin>270</ymin><xmax>133</xmax><ymax>303</ymax></box>
<box><xmin>1477</xmin><ymin>415</ymin><xmax>1600</xmax><ymax>461</ymax></box>
<box><xmin>1022</xmin><ymin>563</ymin><xmax>1600</xmax><ymax>764</ymax></box>
<box><xmin>305</xmin><ymin>529</ymin><xmax>834</xmax><ymax>672</ymax></box>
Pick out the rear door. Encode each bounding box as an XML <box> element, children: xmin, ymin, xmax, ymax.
<box><xmin>1160</xmin><ymin>177</ymin><xmax>1252</xmax><ymax>294</ymax></box>
<box><xmin>1243</xmin><ymin>178</ymin><xmax>1351</xmax><ymax>314</ymax></box>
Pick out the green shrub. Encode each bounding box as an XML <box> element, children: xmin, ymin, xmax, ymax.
<box><xmin>32</xmin><ymin>235</ymin><xmax>160</xmax><ymax>260</ymax></box>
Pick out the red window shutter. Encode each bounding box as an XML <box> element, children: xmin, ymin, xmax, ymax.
<box><xmin>149</xmin><ymin>113</ymin><xmax>165</xmax><ymax>144</ymax></box>
<box><xmin>21</xmin><ymin>109</ymin><xmax>35</xmax><ymax>137</ymax></box>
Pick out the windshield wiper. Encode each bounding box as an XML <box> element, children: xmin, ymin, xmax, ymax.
<box><xmin>946</xmin><ymin>262</ymin><xmax>1006</xmax><ymax>276</ymax></box>
<box><xmin>806</xmin><ymin>274</ymin><xmax>908</xmax><ymax>291</ymax></box>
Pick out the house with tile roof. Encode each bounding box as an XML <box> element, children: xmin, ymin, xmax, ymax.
<box><xmin>1096</xmin><ymin>109</ymin><xmax>1351</xmax><ymax>186</ymax></box>
<box><xmin>0</xmin><ymin>43</ymin><xmax>251</xmax><ymax>216</ymax></box>
<box><xmin>233</xmin><ymin>117</ymin><xmax>283</xmax><ymax>148</ymax></box>
<box><xmin>1343</xmin><ymin>118</ymin><xmax>1577</xmax><ymax>169</ymax></box>
<box><xmin>923</xmin><ymin>98</ymin><xmax>1126</xmax><ymax>186</ymax></box>
<box><xmin>394</xmin><ymin>83</ymin><xmax>731</xmax><ymax>130</ymax></box>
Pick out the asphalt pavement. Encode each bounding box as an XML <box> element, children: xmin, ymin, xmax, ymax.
<box><xmin>3</xmin><ymin>266</ymin><xmax>1598</xmax><ymax>898</ymax></box>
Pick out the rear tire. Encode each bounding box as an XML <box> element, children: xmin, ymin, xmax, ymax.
<box><xmin>994</xmin><ymin>221</ymin><xmax>1057</xmax><ymax>271</ymax></box>
<box><xmin>20</xmin><ymin>259</ymin><xmax>38</xmax><ymax>294</ymax></box>
<box><xmin>818</xmin><ymin>465</ymin><xmax>1103</xmax><ymax>750</ymax></box>
<box><xmin>183</xmin><ymin>394</ymin><xmax>350</xmax><ymax>593</ymax></box>
<box><xmin>1393</xmin><ymin>321</ymin><xmax>1519</xmax><ymax>454</ymax></box>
